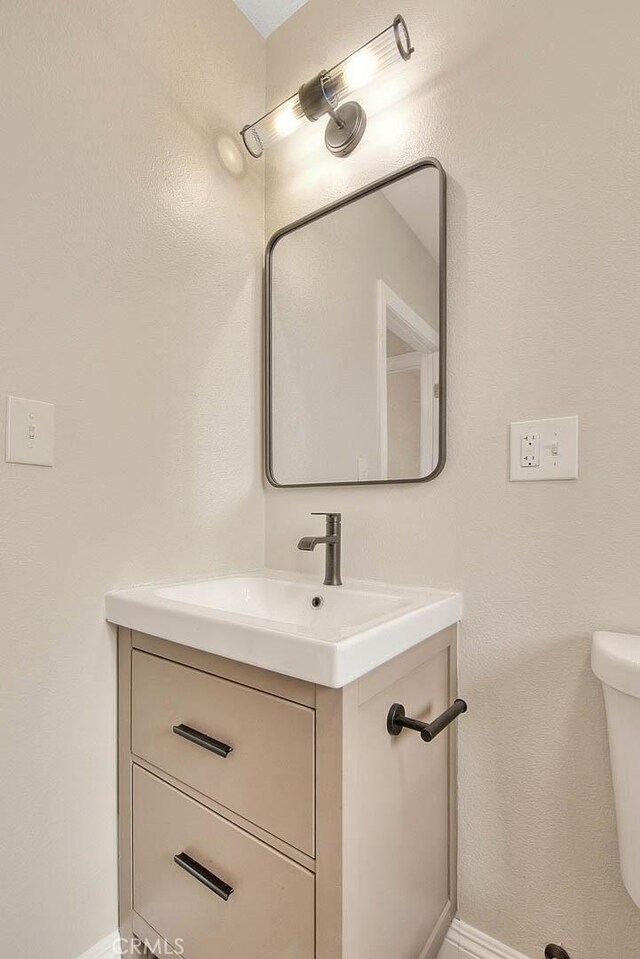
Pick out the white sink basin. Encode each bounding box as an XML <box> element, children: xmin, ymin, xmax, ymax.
<box><xmin>156</xmin><ymin>576</ymin><xmax>414</xmax><ymax>630</ymax></box>
<box><xmin>106</xmin><ymin>570</ymin><xmax>462</xmax><ymax>687</ymax></box>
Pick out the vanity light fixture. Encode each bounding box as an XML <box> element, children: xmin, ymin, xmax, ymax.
<box><xmin>240</xmin><ymin>14</ymin><xmax>414</xmax><ymax>159</ymax></box>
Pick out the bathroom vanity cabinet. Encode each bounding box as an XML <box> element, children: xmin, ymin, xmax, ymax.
<box><xmin>118</xmin><ymin>626</ymin><xmax>459</xmax><ymax>959</ymax></box>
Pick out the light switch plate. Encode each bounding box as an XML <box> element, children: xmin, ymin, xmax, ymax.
<box><xmin>6</xmin><ymin>395</ymin><xmax>54</xmax><ymax>466</ymax></box>
<box><xmin>510</xmin><ymin>416</ymin><xmax>578</xmax><ymax>481</ymax></box>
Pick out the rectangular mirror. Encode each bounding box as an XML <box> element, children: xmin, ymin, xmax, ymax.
<box><xmin>266</xmin><ymin>158</ymin><xmax>446</xmax><ymax>487</ymax></box>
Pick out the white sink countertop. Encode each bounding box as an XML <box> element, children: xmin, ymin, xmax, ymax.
<box><xmin>106</xmin><ymin>570</ymin><xmax>462</xmax><ymax>688</ymax></box>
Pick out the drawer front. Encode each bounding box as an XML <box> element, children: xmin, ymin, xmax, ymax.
<box><xmin>133</xmin><ymin>767</ymin><xmax>315</xmax><ymax>959</ymax></box>
<box><xmin>131</xmin><ymin>650</ymin><xmax>315</xmax><ymax>855</ymax></box>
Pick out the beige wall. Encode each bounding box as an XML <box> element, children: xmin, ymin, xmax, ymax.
<box><xmin>265</xmin><ymin>1</ymin><xmax>640</xmax><ymax>957</ymax></box>
<box><xmin>271</xmin><ymin>190</ymin><xmax>436</xmax><ymax>483</ymax></box>
<box><xmin>0</xmin><ymin>1</ymin><xmax>265</xmax><ymax>956</ymax></box>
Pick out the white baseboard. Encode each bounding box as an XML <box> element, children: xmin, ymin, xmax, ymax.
<box><xmin>80</xmin><ymin>920</ymin><xmax>529</xmax><ymax>959</ymax></box>
<box><xmin>438</xmin><ymin>919</ymin><xmax>532</xmax><ymax>959</ymax></box>
<box><xmin>77</xmin><ymin>930</ymin><xmax>121</xmax><ymax>959</ymax></box>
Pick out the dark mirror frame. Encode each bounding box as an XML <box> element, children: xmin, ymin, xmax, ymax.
<box><xmin>264</xmin><ymin>157</ymin><xmax>447</xmax><ymax>488</ymax></box>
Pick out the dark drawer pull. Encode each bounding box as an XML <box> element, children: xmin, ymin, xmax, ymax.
<box><xmin>387</xmin><ymin>699</ymin><xmax>467</xmax><ymax>742</ymax></box>
<box><xmin>172</xmin><ymin>723</ymin><xmax>233</xmax><ymax>758</ymax></box>
<box><xmin>174</xmin><ymin>851</ymin><xmax>234</xmax><ymax>901</ymax></box>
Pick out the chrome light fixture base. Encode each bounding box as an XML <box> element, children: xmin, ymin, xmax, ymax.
<box><xmin>324</xmin><ymin>102</ymin><xmax>367</xmax><ymax>157</ymax></box>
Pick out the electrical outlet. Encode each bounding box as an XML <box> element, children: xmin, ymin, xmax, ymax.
<box><xmin>510</xmin><ymin>417</ymin><xmax>578</xmax><ymax>481</ymax></box>
<box><xmin>520</xmin><ymin>432</ymin><xmax>540</xmax><ymax>467</ymax></box>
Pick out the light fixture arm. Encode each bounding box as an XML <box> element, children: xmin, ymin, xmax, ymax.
<box><xmin>327</xmin><ymin>106</ymin><xmax>346</xmax><ymax>130</ymax></box>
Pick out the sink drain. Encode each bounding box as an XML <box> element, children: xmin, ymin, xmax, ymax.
<box><xmin>311</xmin><ymin>596</ymin><xmax>324</xmax><ymax>609</ymax></box>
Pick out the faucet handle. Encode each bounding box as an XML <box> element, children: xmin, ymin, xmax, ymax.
<box><xmin>311</xmin><ymin>512</ymin><xmax>341</xmax><ymax>522</ymax></box>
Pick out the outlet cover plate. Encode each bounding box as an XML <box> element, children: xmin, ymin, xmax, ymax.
<box><xmin>510</xmin><ymin>416</ymin><xmax>578</xmax><ymax>481</ymax></box>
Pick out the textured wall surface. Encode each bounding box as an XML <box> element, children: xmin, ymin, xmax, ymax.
<box><xmin>0</xmin><ymin>1</ymin><xmax>265</xmax><ymax>955</ymax></box>
<box><xmin>265</xmin><ymin>1</ymin><xmax>640</xmax><ymax>956</ymax></box>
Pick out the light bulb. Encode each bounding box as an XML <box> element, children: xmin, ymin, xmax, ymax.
<box><xmin>342</xmin><ymin>50</ymin><xmax>378</xmax><ymax>91</ymax></box>
<box><xmin>275</xmin><ymin>103</ymin><xmax>301</xmax><ymax>137</ymax></box>
<box><xmin>324</xmin><ymin>16</ymin><xmax>414</xmax><ymax>104</ymax></box>
<box><xmin>241</xmin><ymin>93</ymin><xmax>305</xmax><ymax>157</ymax></box>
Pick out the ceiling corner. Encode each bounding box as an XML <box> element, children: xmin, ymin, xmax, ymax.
<box><xmin>232</xmin><ymin>0</ymin><xmax>310</xmax><ymax>38</ymax></box>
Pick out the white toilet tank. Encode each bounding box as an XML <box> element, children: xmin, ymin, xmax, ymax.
<box><xmin>592</xmin><ymin>630</ymin><xmax>640</xmax><ymax>908</ymax></box>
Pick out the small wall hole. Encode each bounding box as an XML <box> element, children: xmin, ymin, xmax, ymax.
<box><xmin>311</xmin><ymin>596</ymin><xmax>324</xmax><ymax>609</ymax></box>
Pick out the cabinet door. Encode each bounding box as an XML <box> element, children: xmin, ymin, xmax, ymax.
<box><xmin>133</xmin><ymin>767</ymin><xmax>315</xmax><ymax>959</ymax></box>
<box><xmin>352</xmin><ymin>647</ymin><xmax>452</xmax><ymax>959</ymax></box>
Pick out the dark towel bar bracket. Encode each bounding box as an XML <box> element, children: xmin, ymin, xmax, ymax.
<box><xmin>387</xmin><ymin>698</ymin><xmax>467</xmax><ymax>742</ymax></box>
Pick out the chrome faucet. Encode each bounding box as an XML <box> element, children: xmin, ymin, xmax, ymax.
<box><xmin>297</xmin><ymin>512</ymin><xmax>342</xmax><ymax>586</ymax></box>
